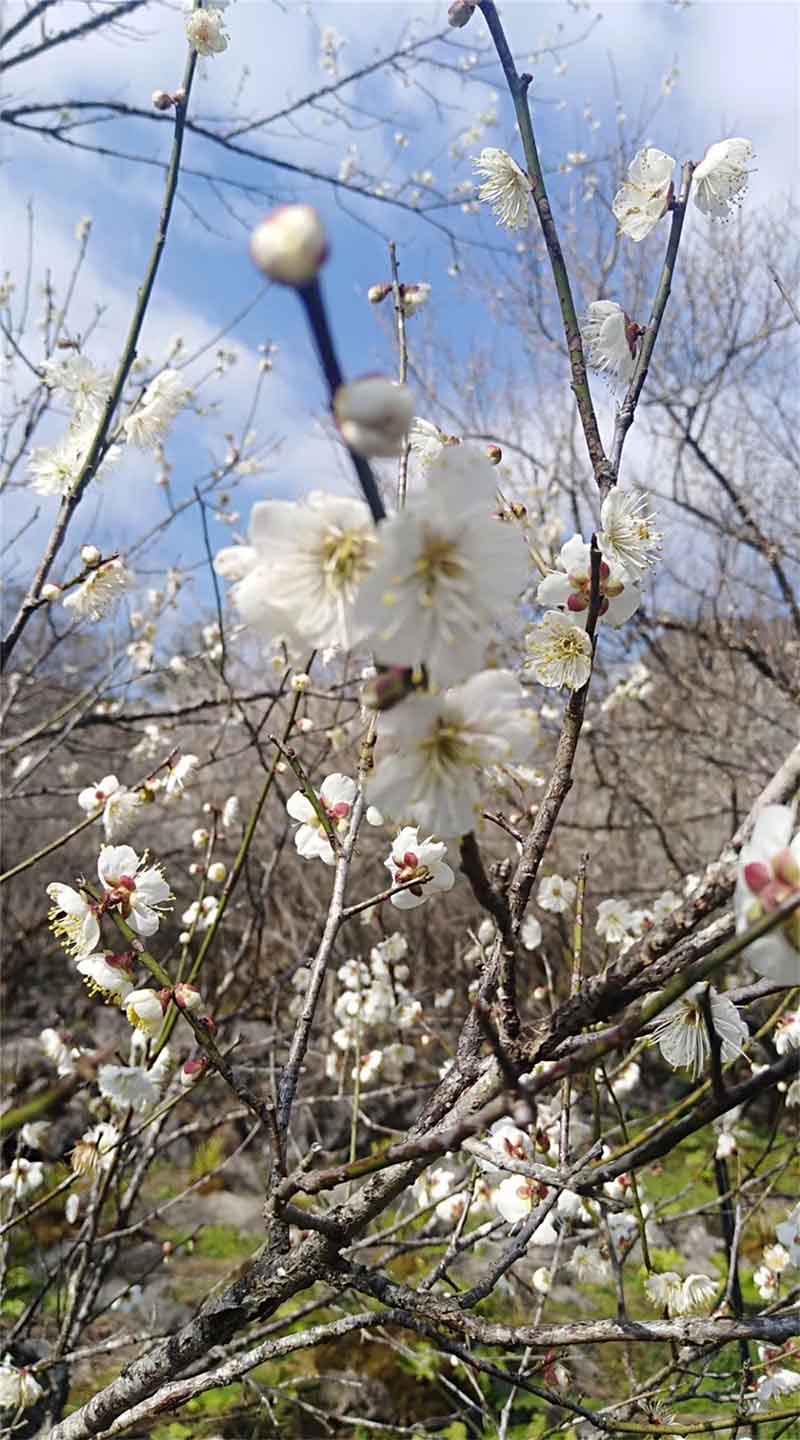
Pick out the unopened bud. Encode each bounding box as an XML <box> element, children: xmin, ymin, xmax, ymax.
<box><xmin>172</xmin><ymin>87</ymin><xmax>187</xmax><ymax>105</ymax></box>
<box><xmin>207</xmin><ymin>861</ymin><xmax>227</xmax><ymax>884</ymax></box>
<box><xmin>368</xmin><ymin>283</ymin><xmax>391</xmax><ymax>305</ymax></box>
<box><xmin>363</xmin><ymin>664</ymin><xmax>420</xmax><ymax>712</ymax></box>
<box><xmin>80</xmin><ymin>544</ymin><xmax>102</xmax><ymax>567</ymax></box>
<box><xmin>448</xmin><ymin>0</ymin><xmax>477</xmax><ymax>25</ymax></box>
<box><xmin>486</xmin><ymin>445</ymin><xmax>502</xmax><ymax>465</ymax></box>
<box><xmin>151</xmin><ymin>90</ymin><xmax>174</xmax><ymax>111</ymax></box>
<box><xmin>334</xmin><ymin>376</ymin><xmax>414</xmax><ymax>458</ymax></box>
<box><xmin>41</xmin><ymin>583</ymin><xmax>61</xmax><ymax>600</ymax></box>
<box><xmin>197</xmin><ymin>1014</ymin><xmax>217</xmax><ymax>1036</ymax></box>
<box><xmin>250</xmin><ymin>205</ymin><xmax>328</xmax><ymax>286</ymax></box>
<box><xmin>174</xmin><ymin>982</ymin><xmax>203</xmax><ymax>1013</ymax></box>
<box><xmin>181</xmin><ymin>1057</ymin><xmax>209</xmax><ymax>1086</ymax></box>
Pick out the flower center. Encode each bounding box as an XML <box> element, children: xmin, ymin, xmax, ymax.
<box><xmin>420</xmin><ymin>720</ymin><xmax>475</xmax><ymax>773</ymax></box>
<box><xmin>414</xmin><ymin>530</ymin><xmax>466</xmax><ymax>602</ymax></box>
<box><xmin>321</xmin><ymin>528</ymin><xmax>372</xmax><ymax>597</ymax></box>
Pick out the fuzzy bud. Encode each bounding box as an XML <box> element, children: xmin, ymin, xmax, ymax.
<box><xmin>250</xmin><ymin>205</ymin><xmax>328</xmax><ymax>286</ymax></box>
<box><xmin>151</xmin><ymin>90</ymin><xmax>174</xmax><ymax>111</ymax></box>
<box><xmin>448</xmin><ymin>0</ymin><xmax>477</xmax><ymax>24</ymax></box>
<box><xmin>368</xmin><ymin>283</ymin><xmax>392</xmax><ymax>305</ymax></box>
<box><xmin>334</xmin><ymin>376</ymin><xmax>414</xmax><ymax>457</ymax></box>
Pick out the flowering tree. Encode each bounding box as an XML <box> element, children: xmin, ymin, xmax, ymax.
<box><xmin>2</xmin><ymin>3</ymin><xmax>799</xmax><ymax>1439</ymax></box>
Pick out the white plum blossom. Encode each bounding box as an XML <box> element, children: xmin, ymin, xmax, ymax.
<box><xmin>493</xmin><ymin>1180</ymin><xmax>558</xmax><ymax>1242</ymax></box>
<box><xmin>612</xmin><ymin>147</ymin><xmax>675</xmax><ymax>240</ymax></box>
<box><xmin>97</xmin><ymin>844</ymin><xmax>172</xmax><ymax>936</ymax></box>
<box><xmin>652</xmin><ymin>889</ymin><xmax>681</xmax><ymax>923</ymax></box>
<box><xmin>63</xmin><ymin>557</ymin><xmax>132</xmax><ymax>622</ymax></box>
<box><xmin>71</xmin><ymin>1122</ymin><xmax>120</xmax><ymax>1175</ymax></box>
<box><xmin>538</xmin><ymin>874</ymin><xmax>577</xmax><ymax>913</ymax></box>
<box><xmin>181</xmin><ymin>896</ymin><xmax>219</xmax><ymax>930</ymax></box>
<box><xmin>125</xmin><ymin>988</ymin><xmax>168</xmax><ymax>1037</ymax></box>
<box><xmin>525</xmin><ymin>611</ymin><xmax>593</xmax><ymax>690</ymax></box>
<box><xmin>123</xmin><ymin>370</ymin><xmax>191</xmax><ymax>448</ymax></box>
<box><xmin>47</xmin><ymin>883</ymin><xmax>100</xmax><ymax>957</ymax></box>
<box><xmin>184</xmin><ymin>4</ymin><xmax>229</xmax><ymax>55</ymax></box>
<box><xmin>400</xmin><ymin>282</ymin><xmax>431</xmax><ymax>316</ymax></box>
<box><xmin>763</xmin><ymin>1243</ymin><xmax>791</xmax><ymax>1274</ymax></box>
<box><xmin>215</xmin><ymin>492</ymin><xmax>375</xmax><ymax>651</ymax></box>
<box><xmin>76</xmin><ymin>952</ymin><xmax>135</xmax><ymax>1004</ymax></box>
<box><xmin>41</xmin><ymin>353</ymin><xmax>111</xmax><ymax>418</ymax></box>
<box><xmin>385</xmin><ymin>826</ymin><xmax>455</xmax><ymax>909</ymax></box>
<box><xmin>644</xmin><ymin>1271</ymin><xmax>712</xmax><ymax>1316</ymax></box>
<box><xmin>78</xmin><ymin>774</ymin><xmax>140</xmax><ymax>838</ymax></box>
<box><xmin>596</xmin><ymin>898</ymin><xmax>634</xmax><ymax>943</ymax></box>
<box><xmin>408</xmin><ymin>416</ymin><xmax>455</xmax><ymax>467</ymax></box>
<box><xmin>367</xmin><ymin>669</ymin><xmax>536</xmax><ymax>838</ymax></box>
<box><xmin>0</xmin><ymin>1158</ymin><xmax>45</xmax><ymax>1201</ymax></box>
<box><xmin>581</xmin><ymin>300</ymin><xmax>640</xmax><ymax>391</ymax></box>
<box><xmin>598</xmin><ymin>489</ymin><xmax>663</xmax><ymax>578</ymax></box>
<box><xmin>650</xmin><ymin>984</ymin><xmax>748</xmax><ymax>1079</ymax></box>
<box><xmin>39</xmin><ymin>1027</ymin><xmax>80</xmax><ymax>1076</ymax></box>
<box><xmin>78</xmin><ymin>775</ymin><xmax>120</xmax><ymax>814</ymax></box>
<box><xmin>250</xmin><ymin>205</ymin><xmax>327</xmax><ymax>285</ymax></box>
<box><xmin>478</xmin><ymin>1117</ymin><xmax>534</xmax><ymax>1173</ymax></box>
<box><xmin>287</xmin><ymin>773</ymin><xmax>357</xmax><ymax>865</ymax></box>
<box><xmin>473</xmin><ymin>148</ymin><xmax>531</xmax><ymax>229</ymax></box>
<box><xmin>537</xmin><ymin>535</ymin><xmax>641</xmax><ymax>630</ymax></box>
<box><xmin>775</xmin><ymin>1012</ymin><xmax>800</xmax><ymax>1054</ymax></box>
<box><xmin>28</xmin><ymin>423</ymin><xmax>117</xmax><ymax>497</ymax></box>
<box><xmin>521</xmin><ymin>914</ymin><xmax>542</xmax><ymax>949</ymax></box>
<box><xmin>98</xmin><ymin>1064</ymin><xmax>160</xmax><ymax>1114</ymax></box>
<box><xmin>776</xmin><ymin>1203</ymin><xmax>800</xmax><ymax>1265</ymax></box>
<box><xmin>162</xmin><ymin>754</ymin><xmax>199</xmax><ymax>799</ymax></box>
<box><xmin>693</xmin><ymin>138</ymin><xmax>754</xmax><ymax>220</ymax></box>
<box><xmin>0</xmin><ymin>1361</ymin><xmax>44</xmax><ymax>1410</ymax></box>
<box><xmin>334</xmin><ymin>377</ymin><xmax>414</xmax><ymax>458</ymax></box>
<box><xmin>735</xmin><ymin>804</ymin><xmax>800</xmax><ymax>983</ymax></box>
<box><xmin>353</xmin><ymin>446</ymin><xmax>528</xmax><ymax>686</ymax></box>
<box><xmin>570</xmin><ymin>1245</ymin><xmax>610</xmax><ymax>1284</ymax></box>
<box><xmin>19</xmin><ymin>1122</ymin><xmax>50</xmax><ymax>1150</ymax></box>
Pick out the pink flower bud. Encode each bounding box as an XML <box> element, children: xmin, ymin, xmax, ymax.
<box><xmin>744</xmin><ymin>861</ymin><xmax>772</xmax><ymax>894</ymax></box>
<box><xmin>174</xmin><ymin>983</ymin><xmax>203</xmax><ymax>1013</ymax></box>
<box><xmin>250</xmin><ymin>206</ymin><xmax>328</xmax><ymax>286</ymax></box>
<box><xmin>181</xmin><ymin>1057</ymin><xmax>209</xmax><ymax>1086</ymax></box>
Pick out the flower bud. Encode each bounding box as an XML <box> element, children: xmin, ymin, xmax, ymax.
<box><xmin>80</xmin><ymin>544</ymin><xmax>102</xmax><ymax>567</ymax></box>
<box><xmin>207</xmin><ymin>861</ymin><xmax>227</xmax><ymax>884</ymax></box>
<box><xmin>172</xmin><ymin>87</ymin><xmax>187</xmax><ymax>106</ymax></box>
<box><xmin>250</xmin><ymin>205</ymin><xmax>328</xmax><ymax>286</ymax></box>
<box><xmin>290</xmin><ymin>671</ymin><xmax>311</xmax><ymax>693</ymax></box>
<box><xmin>368</xmin><ymin>283</ymin><xmax>391</xmax><ymax>305</ymax></box>
<box><xmin>181</xmin><ymin>1056</ymin><xmax>209</xmax><ymax>1086</ymax></box>
<box><xmin>41</xmin><ymin>583</ymin><xmax>61</xmax><ymax>600</ymax></box>
<box><xmin>362</xmin><ymin>664</ymin><xmax>418</xmax><ymax>712</ymax></box>
<box><xmin>448</xmin><ymin>0</ymin><xmax>476</xmax><ymax>25</ymax></box>
<box><xmin>151</xmin><ymin>90</ymin><xmax>174</xmax><ymax>111</ymax></box>
<box><xmin>174</xmin><ymin>982</ymin><xmax>203</xmax><ymax>1013</ymax></box>
<box><xmin>334</xmin><ymin>376</ymin><xmax>414</xmax><ymax>457</ymax></box>
<box><xmin>486</xmin><ymin>444</ymin><xmax>502</xmax><ymax>465</ymax></box>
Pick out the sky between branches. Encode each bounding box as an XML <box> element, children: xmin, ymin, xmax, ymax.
<box><xmin>3</xmin><ymin>0</ymin><xmax>797</xmax><ymax>614</ymax></box>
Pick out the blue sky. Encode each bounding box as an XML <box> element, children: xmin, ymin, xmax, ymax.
<box><xmin>3</xmin><ymin>0</ymin><xmax>797</xmax><ymax>629</ymax></box>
